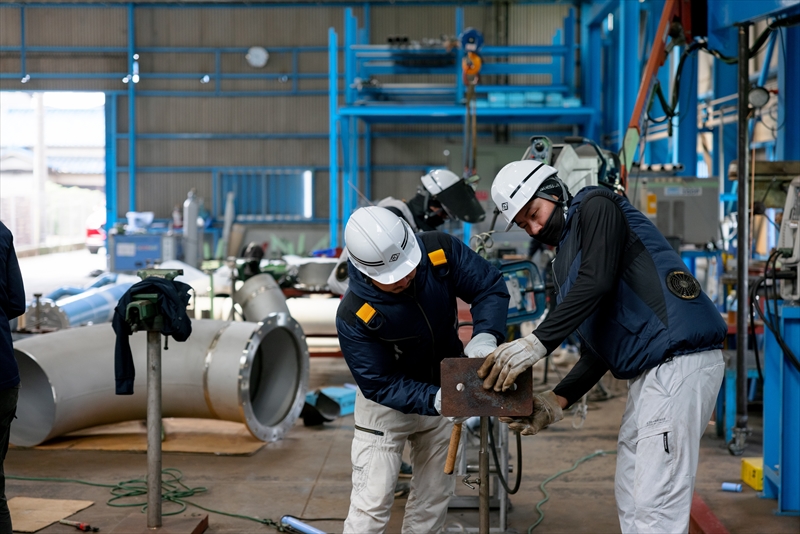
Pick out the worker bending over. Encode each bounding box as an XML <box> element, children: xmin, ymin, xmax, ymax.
<box><xmin>336</xmin><ymin>206</ymin><xmax>508</xmax><ymax>533</ymax></box>
<box><xmin>327</xmin><ymin>169</ymin><xmax>485</xmax><ymax>295</ymax></box>
<box><xmin>480</xmin><ymin>160</ymin><xmax>726</xmax><ymax>534</ymax></box>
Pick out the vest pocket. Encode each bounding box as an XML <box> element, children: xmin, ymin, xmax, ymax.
<box><xmin>615</xmin><ymin>302</ymin><xmax>652</xmax><ymax>336</ymax></box>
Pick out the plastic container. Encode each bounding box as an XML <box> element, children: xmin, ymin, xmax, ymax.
<box><xmin>721</xmin><ymin>482</ymin><xmax>742</xmax><ymax>492</ymax></box>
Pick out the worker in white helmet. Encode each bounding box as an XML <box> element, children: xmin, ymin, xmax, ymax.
<box><xmin>479</xmin><ymin>160</ymin><xmax>726</xmax><ymax>534</ymax></box>
<box><xmin>336</xmin><ymin>206</ymin><xmax>508</xmax><ymax>533</ymax></box>
<box><xmin>327</xmin><ymin>169</ymin><xmax>485</xmax><ymax>295</ymax></box>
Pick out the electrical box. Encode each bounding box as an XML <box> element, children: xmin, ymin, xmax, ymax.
<box><xmin>639</xmin><ymin>177</ymin><xmax>721</xmax><ymax>246</ymax></box>
<box><xmin>741</xmin><ymin>457</ymin><xmax>763</xmax><ymax>491</ymax></box>
<box><xmin>109</xmin><ymin>234</ymin><xmax>178</xmax><ymax>272</ymax></box>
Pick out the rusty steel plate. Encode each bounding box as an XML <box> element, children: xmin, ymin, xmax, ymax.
<box><xmin>440</xmin><ymin>358</ymin><xmax>533</xmax><ymax>417</ymax></box>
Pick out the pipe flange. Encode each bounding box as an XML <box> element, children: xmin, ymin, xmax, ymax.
<box><xmin>238</xmin><ymin>311</ymin><xmax>309</xmax><ymax>442</ymax></box>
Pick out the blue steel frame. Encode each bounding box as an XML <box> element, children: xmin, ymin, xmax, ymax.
<box><xmin>329</xmin><ymin>6</ymin><xmax>598</xmax><ymax>246</ymax></box>
<box><xmin>762</xmin><ymin>304</ymin><xmax>800</xmax><ymax>516</ymax></box>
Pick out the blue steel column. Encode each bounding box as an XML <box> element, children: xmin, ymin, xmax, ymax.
<box><xmin>455</xmin><ymin>7</ymin><xmax>465</xmax><ymax>103</ymax></box>
<box><xmin>563</xmin><ymin>8</ymin><xmax>575</xmax><ymax>95</ymax></box>
<box><xmin>344</xmin><ymin>9</ymin><xmax>358</xmax><ymax>218</ymax></box>
<box><xmin>328</xmin><ymin>28</ymin><xmax>340</xmax><ymax>248</ymax></box>
<box><xmin>20</xmin><ymin>6</ymin><xmax>26</xmax><ymax>79</ymax></box>
<box><xmin>676</xmin><ymin>48</ymin><xmax>698</xmax><ymax>176</ymax></box>
<box><xmin>127</xmin><ymin>3</ymin><xmax>136</xmax><ymax>212</ymax></box>
<box><xmin>617</xmin><ymin>0</ymin><xmax>640</xmax><ymax>152</ymax></box>
<box><xmin>712</xmin><ymin>55</ymin><xmax>737</xmax><ymax>206</ymax></box>
<box><xmin>580</xmin><ymin>4</ymin><xmax>602</xmax><ymax>142</ymax></box>
<box><xmin>362</xmin><ymin>4</ymin><xmax>372</xmax><ymax>202</ymax></box>
<box><xmin>777</xmin><ymin>26</ymin><xmax>800</xmax><ymax>161</ymax></box>
<box><xmin>105</xmin><ymin>94</ymin><xmax>118</xmax><ymax>227</ymax></box>
<box><xmin>365</xmin><ymin>123</ymin><xmax>372</xmax><ymax>201</ymax></box>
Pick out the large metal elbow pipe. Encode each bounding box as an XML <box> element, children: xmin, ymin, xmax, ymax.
<box><xmin>232</xmin><ymin>274</ymin><xmax>290</xmax><ymax>321</ymax></box>
<box><xmin>11</xmin><ymin>314</ymin><xmax>309</xmax><ymax>447</ymax></box>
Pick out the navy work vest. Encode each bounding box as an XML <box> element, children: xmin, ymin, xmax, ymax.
<box><xmin>552</xmin><ymin>187</ymin><xmax>726</xmax><ymax>379</ymax></box>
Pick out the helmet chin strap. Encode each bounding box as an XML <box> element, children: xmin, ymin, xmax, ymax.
<box><xmin>536</xmin><ymin>177</ymin><xmax>570</xmax><ymax>215</ymax></box>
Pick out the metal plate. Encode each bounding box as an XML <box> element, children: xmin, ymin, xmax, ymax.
<box><xmin>440</xmin><ymin>358</ymin><xmax>533</xmax><ymax>417</ymax></box>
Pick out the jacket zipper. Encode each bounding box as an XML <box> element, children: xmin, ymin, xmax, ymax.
<box><xmin>663</xmin><ymin>432</ymin><xmax>670</xmax><ymax>453</ymax></box>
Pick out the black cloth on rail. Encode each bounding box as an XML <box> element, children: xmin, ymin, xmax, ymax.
<box><xmin>112</xmin><ymin>277</ymin><xmax>192</xmax><ymax>395</ymax></box>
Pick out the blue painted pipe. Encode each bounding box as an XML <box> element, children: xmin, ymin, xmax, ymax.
<box><xmin>280</xmin><ymin>516</ymin><xmax>327</xmax><ymax>534</ymax></box>
<box><xmin>55</xmin><ymin>282</ymin><xmax>134</xmax><ymax>328</ymax></box>
<box><xmin>44</xmin><ymin>272</ymin><xmax>120</xmax><ymax>301</ymax></box>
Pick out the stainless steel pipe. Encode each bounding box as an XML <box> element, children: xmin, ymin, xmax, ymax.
<box><xmin>233</xmin><ymin>274</ymin><xmax>290</xmax><ymax>322</ymax></box>
<box><xmin>11</xmin><ymin>315</ymin><xmax>309</xmax><ymax>447</ymax></box>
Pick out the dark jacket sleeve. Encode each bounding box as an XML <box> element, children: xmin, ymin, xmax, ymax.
<box><xmin>0</xmin><ymin>223</ymin><xmax>24</xmax><ymax>390</ymax></box>
<box><xmin>448</xmin><ymin>236</ymin><xmax>510</xmax><ymax>344</ymax></box>
<box><xmin>336</xmin><ymin>317</ymin><xmax>440</xmax><ymax>415</ymax></box>
<box><xmin>0</xmin><ymin>224</ymin><xmax>25</xmax><ymax>320</ymax></box>
<box><xmin>534</xmin><ymin>195</ymin><xmax>627</xmax><ymax>353</ymax></box>
<box><xmin>552</xmin><ymin>346</ymin><xmax>609</xmax><ymax>407</ymax></box>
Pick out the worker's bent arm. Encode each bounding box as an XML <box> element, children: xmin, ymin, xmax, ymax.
<box><xmin>336</xmin><ymin>317</ymin><xmax>440</xmax><ymax>416</ymax></box>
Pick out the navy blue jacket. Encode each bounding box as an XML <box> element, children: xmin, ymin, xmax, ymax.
<box><xmin>0</xmin><ymin>222</ymin><xmax>25</xmax><ymax>391</ymax></box>
<box><xmin>336</xmin><ymin>232</ymin><xmax>509</xmax><ymax>415</ymax></box>
<box><xmin>551</xmin><ymin>187</ymin><xmax>726</xmax><ymax>379</ymax></box>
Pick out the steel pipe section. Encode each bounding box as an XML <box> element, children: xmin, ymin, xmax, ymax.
<box><xmin>24</xmin><ymin>282</ymin><xmax>135</xmax><ymax>330</ymax></box>
<box><xmin>233</xmin><ymin>273</ymin><xmax>290</xmax><ymax>321</ymax></box>
<box><xmin>11</xmin><ymin>315</ymin><xmax>309</xmax><ymax>447</ymax></box>
<box><xmin>285</xmin><ymin>297</ymin><xmax>339</xmax><ymax>336</ymax></box>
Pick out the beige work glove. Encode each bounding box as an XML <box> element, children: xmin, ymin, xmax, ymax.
<box><xmin>464</xmin><ymin>332</ymin><xmax>497</xmax><ymax>358</ymax></box>
<box><xmin>477</xmin><ymin>334</ymin><xmax>547</xmax><ymax>392</ymax></box>
<box><xmin>499</xmin><ymin>390</ymin><xmax>563</xmax><ymax>436</ymax></box>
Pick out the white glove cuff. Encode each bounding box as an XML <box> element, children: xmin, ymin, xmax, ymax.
<box><xmin>527</xmin><ymin>334</ymin><xmax>548</xmax><ymax>363</ymax></box>
<box><xmin>434</xmin><ymin>388</ymin><xmax>442</xmax><ymax>415</ymax></box>
<box><xmin>464</xmin><ymin>332</ymin><xmax>497</xmax><ymax>358</ymax></box>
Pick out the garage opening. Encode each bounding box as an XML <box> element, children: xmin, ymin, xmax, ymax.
<box><xmin>0</xmin><ymin>91</ymin><xmax>106</xmax><ymax>255</ymax></box>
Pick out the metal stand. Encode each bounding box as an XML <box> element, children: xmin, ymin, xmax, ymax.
<box><xmin>111</xmin><ymin>269</ymin><xmax>208</xmax><ymax>534</ymax></box>
<box><xmin>479</xmin><ymin>417</ymin><xmax>490</xmax><ymax>534</ymax></box>
<box><xmin>146</xmin><ymin>330</ymin><xmax>162</xmax><ymax>528</ymax></box>
<box><xmin>448</xmin><ymin>418</ymin><xmax>511</xmax><ymax>533</ymax></box>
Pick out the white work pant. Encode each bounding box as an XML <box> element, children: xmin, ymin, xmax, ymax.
<box><xmin>615</xmin><ymin>349</ymin><xmax>724</xmax><ymax>534</ymax></box>
<box><xmin>343</xmin><ymin>389</ymin><xmax>455</xmax><ymax>534</ymax></box>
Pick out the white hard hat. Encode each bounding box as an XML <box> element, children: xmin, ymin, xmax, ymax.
<box><xmin>491</xmin><ymin>160</ymin><xmax>559</xmax><ymax>231</ymax></box>
<box><xmin>344</xmin><ymin>206</ymin><xmax>422</xmax><ymax>285</ymax></box>
<box><xmin>421</xmin><ymin>169</ymin><xmax>486</xmax><ymax>223</ymax></box>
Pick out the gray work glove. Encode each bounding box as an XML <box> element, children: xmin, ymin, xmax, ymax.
<box><xmin>477</xmin><ymin>334</ymin><xmax>548</xmax><ymax>392</ymax></box>
<box><xmin>464</xmin><ymin>332</ymin><xmax>497</xmax><ymax>358</ymax></box>
<box><xmin>434</xmin><ymin>388</ymin><xmax>468</xmax><ymax>425</ymax></box>
<box><xmin>499</xmin><ymin>390</ymin><xmax>563</xmax><ymax>436</ymax></box>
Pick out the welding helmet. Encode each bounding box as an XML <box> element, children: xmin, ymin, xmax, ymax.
<box><xmin>420</xmin><ymin>169</ymin><xmax>486</xmax><ymax>224</ymax></box>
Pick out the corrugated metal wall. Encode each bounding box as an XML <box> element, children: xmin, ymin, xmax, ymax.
<box><xmin>0</xmin><ymin>2</ymin><xmax>568</xmax><ymax>220</ymax></box>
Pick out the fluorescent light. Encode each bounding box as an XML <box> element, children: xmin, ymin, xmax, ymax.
<box><xmin>303</xmin><ymin>170</ymin><xmax>313</xmax><ymax>219</ymax></box>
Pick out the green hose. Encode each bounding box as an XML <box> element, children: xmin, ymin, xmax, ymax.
<box><xmin>528</xmin><ymin>449</ymin><xmax>617</xmax><ymax>532</ymax></box>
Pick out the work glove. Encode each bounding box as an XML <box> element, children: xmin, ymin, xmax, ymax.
<box><xmin>434</xmin><ymin>388</ymin><xmax>468</xmax><ymax>425</ymax></box>
<box><xmin>499</xmin><ymin>390</ymin><xmax>563</xmax><ymax>436</ymax></box>
<box><xmin>477</xmin><ymin>334</ymin><xmax>548</xmax><ymax>392</ymax></box>
<box><xmin>464</xmin><ymin>332</ymin><xmax>497</xmax><ymax>359</ymax></box>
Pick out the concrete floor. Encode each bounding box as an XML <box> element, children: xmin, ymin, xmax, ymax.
<box><xmin>8</xmin><ymin>250</ymin><xmax>800</xmax><ymax>533</ymax></box>
<box><xmin>6</xmin><ymin>356</ymin><xmax>799</xmax><ymax>534</ymax></box>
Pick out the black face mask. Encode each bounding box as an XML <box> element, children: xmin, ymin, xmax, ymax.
<box><xmin>534</xmin><ymin>204</ymin><xmax>565</xmax><ymax>247</ymax></box>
